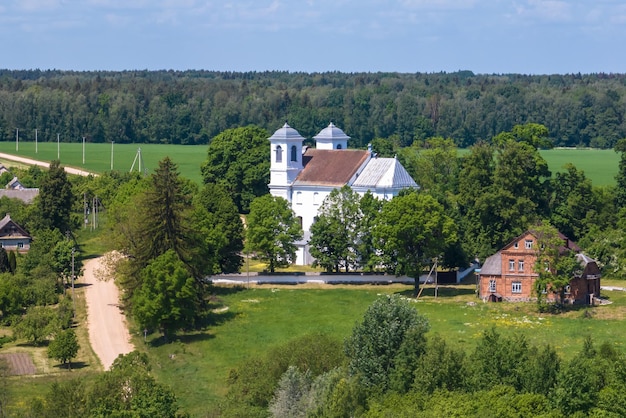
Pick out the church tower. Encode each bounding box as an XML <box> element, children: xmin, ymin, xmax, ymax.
<box><xmin>268</xmin><ymin>123</ymin><xmax>304</xmax><ymax>201</ymax></box>
<box><xmin>314</xmin><ymin>122</ymin><xmax>350</xmax><ymax>150</ymax></box>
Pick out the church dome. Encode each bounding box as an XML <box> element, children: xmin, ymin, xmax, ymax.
<box><xmin>269</xmin><ymin>123</ymin><xmax>305</xmax><ymax>142</ymax></box>
<box><xmin>314</xmin><ymin>122</ymin><xmax>350</xmax><ymax>142</ymax></box>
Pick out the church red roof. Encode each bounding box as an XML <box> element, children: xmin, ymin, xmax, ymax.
<box><xmin>294</xmin><ymin>149</ymin><xmax>370</xmax><ymax>186</ymax></box>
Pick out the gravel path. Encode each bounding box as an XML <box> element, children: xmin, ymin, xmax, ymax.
<box><xmin>0</xmin><ymin>152</ymin><xmax>96</xmax><ymax>176</ymax></box>
<box><xmin>82</xmin><ymin>256</ymin><xmax>134</xmax><ymax>370</ymax></box>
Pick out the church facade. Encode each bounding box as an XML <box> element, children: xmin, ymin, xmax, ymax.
<box><xmin>268</xmin><ymin>123</ymin><xmax>418</xmax><ymax>265</ymax></box>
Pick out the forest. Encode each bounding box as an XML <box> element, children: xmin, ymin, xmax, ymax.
<box><xmin>0</xmin><ymin>69</ymin><xmax>625</xmax><ymax>149</ymax></box>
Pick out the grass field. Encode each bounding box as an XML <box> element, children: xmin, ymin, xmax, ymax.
<box><xmin>0</xmin><ymin>141</ymin><xmax>620</xmax><ymax>186</ymax></box>
<box><xmin>0</xmin><ymin>141</ymin><xmax>208</xmax><ymax>184</ymax></box>
<box><xmin>140</xmin><ymin>284</ymin><xmax>626</xmax><ymax>416</ymax></box>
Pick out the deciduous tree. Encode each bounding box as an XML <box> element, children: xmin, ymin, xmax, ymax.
<box><xmin>309</xmin><ymin>186</ymin><xmax>361</xmax><ymax>273</ymax></box>
<box><xmin>201</xmin><ymin>126</ymin><xmax>270</xmax><ymax>213</ymax></box>
<box><xmin>246</xmin><ymin>195</ymin><xmax>302</xmax><ymax>273</ymax></box>
<box><xmin>47</xmin><ymin>329</ymin><xmax>79</xmax><ymax>370</ymax></box>
<box><xmin>132</xmin><ymin>250</ymin><xmax>199</xmax><ymax>338</ymax></box>
<box><xmin>344</xmin><ymin>294</ymin><xmax>429</xmax><ymax>393</ymax></box>
<box><xmin>374</xmin><ymin>191</ymin><xmax>457</xmax><ymax>295</ymax></box>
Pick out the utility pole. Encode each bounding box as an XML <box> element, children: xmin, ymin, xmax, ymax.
<box><xmin>82</xmin><ymin>136</ymin><xmax>85</xmax><ymax>164</ymax></box>
<box><xmin>35</xmin><ymin>129</ymin><xmax>38</xmax><ymax>153</ymax></box>
<box><xmin>57</xmin><ymin>133</ymin><xmax>60</xmax><ymax>159</ymax></box>
<box><xmin>71</xmin><ymin>248</ymin><xmax>76</xmax><ymax>317</ymax></box>
<box><xmin>15</xmin><ymin>128</ymin><xmax>18</xmax><ymax>151</ymax></box>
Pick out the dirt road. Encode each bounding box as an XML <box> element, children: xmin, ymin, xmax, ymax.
<box><xmin>0</xmin><ymin>152</ymin><xmax>96</xmax><ymax>176</ymax></box>
<box><xmin>82</xmin><ymin>257</ymin><xmax>135</xmax><ymax>370</ymax></box>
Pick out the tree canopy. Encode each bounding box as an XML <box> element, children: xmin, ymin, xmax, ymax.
<box><xmin>246</xmin><ymin>195</ymin><xmax>303</xmax><ymax>273</ymax></box>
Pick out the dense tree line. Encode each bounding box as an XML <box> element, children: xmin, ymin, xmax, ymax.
<box><xmin>0</xmin><ymin>70</ymin><xmax>625</xmax><ymax>149</ymax></box>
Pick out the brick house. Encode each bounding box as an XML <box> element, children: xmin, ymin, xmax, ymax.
<box><xmin>478</xmin><ymin>230</ymin><xmax>601</xmax><ymax>304</ymax></box>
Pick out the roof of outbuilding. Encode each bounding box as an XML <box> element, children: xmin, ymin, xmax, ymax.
<box><xmin>352</xmin><ymin>157</ymin><xmax>418</xmax><ymax>189</ymax></box>
<box><xmin>294</xmin><ymin>149</ymin><xmax>370</xmax><ymax>186</ymax></box>
<box><xmin>480</xmin><ymin>252</ymin><xmax>502</xmax><ymax>275</ymax></box>
<box><xmin>0</xmin><ymin>189</ymin><xmax>39</xmax><ymax>204</ymax></box>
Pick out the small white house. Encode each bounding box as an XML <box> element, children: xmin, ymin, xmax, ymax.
<box><xmin>268</xmin><ymin>123</ymin><xmax>418</xmax><ymax>265</ymax></box>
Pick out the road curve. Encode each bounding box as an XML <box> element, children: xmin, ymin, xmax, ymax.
<box><xmin>0</xmin><ymin>152</ymin><xmax>96</xmax><ymax>177</ymax></box>
<box><xmin>82</xmin><ymin>256</ymin><xmax>135</xmax><ymax>370</ymax></box>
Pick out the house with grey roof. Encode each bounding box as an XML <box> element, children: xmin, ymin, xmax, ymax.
<box><xmin>268</xmin><ymin>122</ymin><xmax>418</xmax><ymax>265</ymax></box>
<box><xmin>0</xmin><ymin>214</ymin><xmax>31</xmax><ymax>253</ymax></box>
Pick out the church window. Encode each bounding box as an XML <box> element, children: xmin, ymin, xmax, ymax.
<box><xmin>336</xmin><ymin>144</ymin><xmax>342</xmax><ymax>149</ymax></box>
<box><xmin>275</xmin><ymin>145</ymin><xmax>283</xmax><ymax>163</ymax></box>
<box><xmin>295</xmin><ymin>191</ymin><xmax>302</xmax><ymax>205</ymax></box>
<box><xmin>313</xmin><ymin>192</ymin><xmax>319</xmax><ymax>205</ymax></box>
<box><xmin>291</xmin><ymin>145</ymin><xmax>298</xmax><ymax>162</ymax></box>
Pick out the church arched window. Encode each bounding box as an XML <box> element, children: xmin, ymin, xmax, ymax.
<box><xmin>336</xmin><ymin>144</ymin><xmax>342</xmax><ymax>149</ymax></box>
<box><xmin>291</xmin><ymin>145</ymin><xmax>298</xmax><ymax>162</ymax></box>
<box><xmin>275</xmin><ymin>145</ymin><xmax>283</xmax><ymax>163</ymax></box>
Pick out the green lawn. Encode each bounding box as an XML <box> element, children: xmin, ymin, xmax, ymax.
<box><xmin>139</xmin><ymin>284</ymin><xmax>626</xmax><ymax>416</ymax></box>
<box><xmin>0</xmin><ymin>141</ymin><xmax>621</xmax><ymax>187</ymax></box>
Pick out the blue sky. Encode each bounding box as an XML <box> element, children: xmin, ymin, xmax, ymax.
<box><xmin>1</xmin><ymin>0</ymin><xmax>624</xmax><ymax>74</ymax></box>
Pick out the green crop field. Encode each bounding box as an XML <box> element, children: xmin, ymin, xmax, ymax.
<box><xmin>0</xmin><ymin>141</ymin><xmax>621</xmax><ymax>187</ymax></box>
<box><xmin>0</xmin><ymin>141</ymin><xmax>208</xmax><ymax>184</ymax></box>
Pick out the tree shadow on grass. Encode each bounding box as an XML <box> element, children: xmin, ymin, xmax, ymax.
<box><xmin>148</xmin><ymin>332</ymin><xmax>216</xmax><ymax>347</ymax></box>
<box><xmin>208</xmin><ymin>284</ymin><xmax>248</xmax><ymax>296</ymax></box>
<box><xmin>52</xmin><ymin>361</ymin><xmax>89</xmax><ymax>371</ymax></box>
<box><xmin>395</xmin><ymin>285</ymin><xmax>476</xmax><ymax>299</ymax></box>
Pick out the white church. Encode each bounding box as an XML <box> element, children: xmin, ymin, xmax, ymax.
<box><xmin>268</xmin><ymin>122</ymin><xmax>418</xmax><ymax>265</ymax></box>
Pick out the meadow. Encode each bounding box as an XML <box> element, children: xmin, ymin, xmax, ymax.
<box><xmin>0</xmin><ymin>141</ymin><xmax>621</xmax><ymax>186</ymax></box>
<box><xmin>142</xmin><ymin>283</ymin><xmax>626</xmax><ymax>416</ymax></box>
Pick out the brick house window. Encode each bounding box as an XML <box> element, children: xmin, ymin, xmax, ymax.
<box><xmin>514</xmin><ymin>242</ymin><xmax>518</xmax><ymax>249</ymax></box>
<box><xmin>509</xmin><ymin>259</ymin><xmax>515</xmax><ymax>271</ymax></box>
<box><xmin>525</xmin><ymin>239</ymin><xmax>533</xmax><ymax>249</ymax></box>
<box><xmin>489</xmin><ymin>280</ymin><xmax>496</xmax><ymax>293</ymax></box>
<box><xmin>518</xmin><ymin>260</ymin><xmax>524</xmax><ymax>271</ymax></box>
<box><xmin>17</xmin><ymin>242</ymin><xmax>23</xmax><ymax>249</ymax></box>
<box><xmin>512</xmin><ymin>282</ymin><xmax>522</xmax><ymax>293</ymax></box>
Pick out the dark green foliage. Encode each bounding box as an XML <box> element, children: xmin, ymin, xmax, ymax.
<box><xmin>615</xmin><ymin>138</ymin><xmax>626</xmax><ymax>208</ymax></box>
<box><xmin>549</xmin><ymin>163</ymin><xmax>596</xmax><ymax>241</ymax></box>
<box><xmin>1</xmin><ymin>71</ymin><xmax>626</xmax><ymax>150</ymax></box>
<box><xmin>469</xmin><ymin>328</ymin><xmax>531</xmax><ymax>392</ymax></box>
<box><xmin>193</xmin><ymin>183</ymin><xmax>244</xmax><ymax>274</ymax></box>
<box><xmin>6</xmin><ymin>251</ymin><xmax>15</xmax><ymax>274</ymax></box>
<box><xmin>309</xmin><ymin>186</ymin><xmax>362</xmax><ymax>272</ymax></box>
<box><xmin>245</xmin><ymin>195</ymin><xmax>302</xmax><ymax>273</ymax></box>
<box><xmin>47</xmin><ymin>329</ymin><xmax>79</xmax><ymax>369</ymax></box>
<box><xmin>222</xmin><ymin>333</ymin><xmax>344</xmax><ymax>414</ymax></box>
<box><xmin>36</xmin><ymin>160</ymin><xmax>74</xmax><ymax>233</ymax></box>
<box><xmin>116</xmin><ymin>158</ymin><xmax>205</xmax><ymax>304</ymax></box>
<box><xmin>201</xmin><ymin>126</ymin><xmax>270</xmax><ymax>213</ymax></box>
<box><xmin>412</xmin><ymin>334</ymin><xmax>468</xmax><ymax>394</ymax></box>
<box><xmin>132</xmin><ymin>250</ymin><xmax>199</xmax><ymax>338</ymax></box>
<box><xmin>13</xmin><ymin>305</ymin><xmax>59</xmax><ymax>345</ymax></box>
<box><xmin>40</xmin><ymin>379</ymin><xmax>89</xmax><ymax>418</ymax></box>
<box><xmin>38</xmin><ymin>352</ymin><xmax>181</xmax><ymax>417</ymax></box>
<box><xmin>345</xmin><ymin>295</ymin><xmax>429</xmax><ymax>393</ymax></box>
<box><xmin>373</xmin><ymin>191</ymin><xmax>456</xmax><ymax>295</ymax></box>
<box><xmin>0</xmin><ymin>249</ymin><xmax>9</xmax><ymax>274</ymax></box>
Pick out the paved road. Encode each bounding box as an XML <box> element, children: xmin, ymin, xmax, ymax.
<box><xmin>0</xmin><ymin>152</ymin><xmax>96</xmax><ymax>176</ymax></box>
<box><xmin>82</xmin><ymin>256</ymin><xmax>134</xmax><ymax>370</ymax></box>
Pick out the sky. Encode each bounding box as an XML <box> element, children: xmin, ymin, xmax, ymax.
<box><xmin>0</xmin><ymin>0</ymin><xmax>625</xmax><ymax>75</ymax></box>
